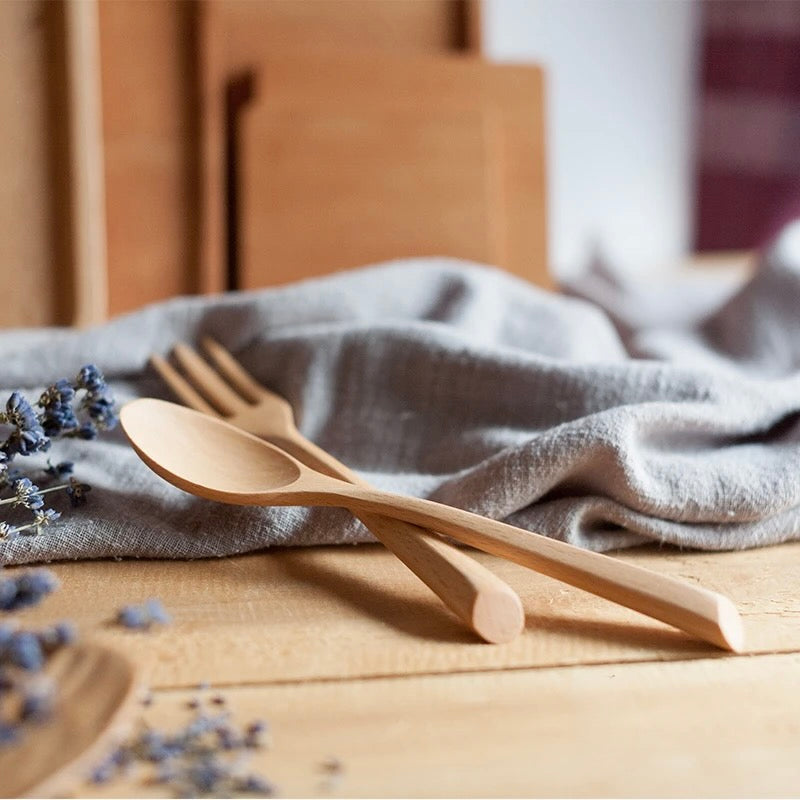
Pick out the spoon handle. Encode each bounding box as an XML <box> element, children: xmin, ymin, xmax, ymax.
<box><xmin>334</xmin><ymin>486</ymin><xmax>744</xmax><ymax>652</ymax></box>
<box><xmin>272</xmin><ymin>431</ymin><xmax>525</xmax><ymax>644</ymax></box>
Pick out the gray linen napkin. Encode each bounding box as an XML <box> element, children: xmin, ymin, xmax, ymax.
<box><xmin>2</xmin><ymin>229</ymin><xmax>800</xmax><ymax>566</ymax></box>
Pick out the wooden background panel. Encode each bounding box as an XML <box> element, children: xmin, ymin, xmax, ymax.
<box><xmin>0</xmin><ymin>1</ymin><xmax>497</xmax><ymax>324</ymax></box>
<box><xmin>98</xmin><ymin>0</ymin><xmax>201</xmax><ymax>317</ymax></box>
<box><xmin>238</xmin><ymin>54</ymin><xmax>548</xmax><ymax>289</ymax></box>
<box><xmin>246</xmin><ymin>53</ymin><xmax>540</xmax><ymax>115</ymax></box>
<box><xmin>241</xmin><ymin>108</ymin><xmax>500</xmax><ymax>286</ymax></box>
<box><xmin>502</xmin><ymin>111</ymin><xmax>549</xmax><ymax>282</ymax></box>
<box><xmin>209</xmin><ymin>0</ymin><xmax>476</xmax><ymax>61</ymax></box>
<box><xmin>0</xmin><ymin>0</ymin><xmax>72</xmax><ymax>327</ymax></box>
<box><xmin>0</xmin><ymin>1</ymin><xmax>498</xmax><ymax>326</ymax></box>
<box><xmin>198</xmin><ymin>0</ymin><xmax>484</xmax><ymax>293</ymax></box>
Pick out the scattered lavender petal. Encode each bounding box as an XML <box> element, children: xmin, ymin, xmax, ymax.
<box><xmin>116</xmin><ymin>599</ymin><xmax>171</xmax><ymax>630</ymax></box>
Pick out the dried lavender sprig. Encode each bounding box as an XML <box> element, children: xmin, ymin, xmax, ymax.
<box><xmin>0</xmin><ymin>474</ymin><xmax>92</xmax><ymax>542</ymax></box>
<box><xmin>0</xmin><ymin>366</ymin><xmax>117</xmax><ymax>463</ymax></box>
<box><xmin>0</xmin><ymin>365</ymin><xmax>116</xmax><ymax>541</ymax></box>
<box><xmin>0</xmin><ymin>482</ymin><xmax>71</xmax><ymax>509</ymax></box>
<box><xmin>0</xmin><ymin>508</ymin><xmax>61</xmax><ymax>541</ymax></box>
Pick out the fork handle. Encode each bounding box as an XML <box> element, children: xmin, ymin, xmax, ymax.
<box><xmin>273</xmin><ymin>429</ymin><xmax>525</xmax><ymax>644</ymax></box>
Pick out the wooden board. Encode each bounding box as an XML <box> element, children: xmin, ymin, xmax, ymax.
<box><xmin>241</xmin><ymin>108</ymin><xmax>502</xmax><ymax>287</ymax></box>
<box><xmin>76</xmin><ymin>652</ymin><xmax>800</xmax><ymax>798</ymax></box>
<box><xmin>238</xmin><ymin>53</ymin><xmax>549</xmax><ymax>289</ymax></box>
<box><xmin>0</xmin><ymin>1</ymin><xmax>489</xmax><ymax>325</ymax></box>
<box><xmin>197</xmin><ymin>0</ymin><xmax>483</xmax><ymax>294</ymax></box>
<box><xmin>0</xmin><ymin>0</ymin><xmax>70</xmax><ymax>327</ymax></box>
<box><xmin>96</xmin><ymin>1</ymin><xmax>485</xmax><ymax>314</ymax></box>
<box><xmin>12</xmin><ymin>542</ymin><xmax>800</xmax><ymax>689</ymax></box>
<box><xmin>98</xmin><ymin>0</ymin><xmax>202</xmax><ymax>317</ymax></box>
<box><xmin>213</xmin><ymin>0</ymin><xmax>479</xmax><ymax>60</ymax></box>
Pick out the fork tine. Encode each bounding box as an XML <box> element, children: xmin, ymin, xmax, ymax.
<box><xmin>201</xmin><ymin>337</ymin><xmax>263</xmax><ymax>403</ymax></box>
<box><xmin>171</xmin><ymin>343</ymin><xmax>247</xmax><ymax>416</ymax></box>
<box><xmin>149</xmin><ymin>354</ymin><xmax>218</xmax><ymax>416</ymax></box>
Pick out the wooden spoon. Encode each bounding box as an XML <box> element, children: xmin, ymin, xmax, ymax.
<box><xmin>0</xmin><ymin>644</ymin><xmax>138</xmax><ymax>798</ymax></box>
<box><xmin>120</xmin><ymin>398</ymin><xmax>745</xmax><ymax>652</ymax></box>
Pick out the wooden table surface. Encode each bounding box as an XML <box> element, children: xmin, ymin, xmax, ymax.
<box><xmin>8</xmin><ymin>537</ymin><xmax>800</xmax><ymax>798</ymax></box>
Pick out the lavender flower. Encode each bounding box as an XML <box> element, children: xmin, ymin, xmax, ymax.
<box><xmin>117</xmin><ymin>605</ymin><xmax>148</xmax><ymax>629</ymax></box>
<box><xmin>20</xmin><ymin>678</ymin><xmax>55</xmax><ymax>721</ymax></box>
<box><xmin>1</xmin><ymin>393</ymin><xmax>50</xmax><ymax>458</ymax></box>
<box><xmin>215</xmin><ymin>724</ymin><xmax>241</xmax><ymax>750</ymax></box>
<box><xmin>236</xmin><ymin>774</ymin><xmax>275</xmax><ymax>795</ymax></box>
<box><xmin>6</xmin><ymin>631</ymin><xmax>45</xmax><ymax>671</ymax></box>
<box><xmin>0</xmin><ymin>623</ymin><xmax>13</xmax><ymax>650</ymax></box>
<box><xmin>74</xmin><ymin>365</ymin><xmax>117</xmax><ymax>433</ymax></box>
<box><xmin>0</xmin><ymin>571</ymin><xmax>77</xmax><ymax>750</ymax></box>
<box><xmin>38</xmin><ymin>379</ymin><xmax>78</xmax><ymax>437</ymax></box>
<box><xmin>44</xmin><ymin>460</ymin><xmax>74</xmax><ymax>479</ymax></box>
<box><xmin>1</xmin><ymin>467</ymin><xmax>22</xmax><ymax>488</ymax></box>
<box><xmin>38</xmin><ymin>621</ymin><xmax>78</xmax><ymax>651</ymax></box>
<box><xmin>186</xmin><ymin>757</ymin><xmax>228</xmax><ymax>793</ymax></box>
<box><xmin>0</xmin><ymin>524</ymin><xmax>18</xmax><ymax>542</ymax></box>
<box><xmin>244</xmin><ymin>719</ymin><xmax>269</xmax><ymax>748</ymax></box>
<box><xmin>11</xmin><ymin>478</ymin><xmax>44</xmax><ymax>511</ymax></box>
<box><xmin>65</xmin><ymin>477</ymin><xmax>91</xmax><ymax>508</ymax></box>
<box><xmin>75</xmin><ymin>365</ymin><xmax>106</xmax><ymax>393</ymax></box>
<box><xmin>33</xmin><ymin>508</ymin><xmax>61</xmax><ymax>532</ymax></box>
<box><xmin>0</xmin><ymin>365</ymin><xmax>116</xmax><ymax>541</ymax></box>
<box><xmin>90</xmin><ymin>701</ymin><xmax>277</xmax><ymax>797</ymax></box>
<box><xmin>0</xmin><ymin>569</ymin><xmax>58</xmax><ymax>612</ymax></box>
<box><xmin>76</xmin><ymin>422</ymin><xmax>98</xmax><ymax>441</ymax></box>
<box><xmin>144</xmin><ymin>598</ymin><xmax>171</xmax><ymax>625</ymax></box>
<box><xmin>0</xmin><ymin>722</ymin><xmax>18</xmax><ymax>745</ymax></box>
<box><xmin>89</xmin><ymin>761</ymin><xmax>115</xmax><ymax>785</ymax></box>
<box><xmin>116</xmin><ymin>598</ymin><xmax>171</xmax><ymax>630</ymax></box>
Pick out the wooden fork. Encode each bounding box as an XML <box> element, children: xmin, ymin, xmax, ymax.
<box><xmin>149</xmin><ymin>338</ymin><xmax>525</xmax><ymax>644</ymax></box>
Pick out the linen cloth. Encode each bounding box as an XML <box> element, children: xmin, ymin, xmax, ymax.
<box><xmin>2</xmin><ymin>228</ymin><xmax>800</xmax><ymax>566</ymax></box>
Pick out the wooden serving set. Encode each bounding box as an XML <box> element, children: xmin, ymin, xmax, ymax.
<box><xmin>126</xmin><ymin>340</ymin><xmax>744</xmax><ymax>655</ymax></box>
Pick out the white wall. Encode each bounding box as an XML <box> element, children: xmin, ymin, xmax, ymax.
<box><xmin>483</xmin><ymin>0</ymin><xmax>700</xmax><ymax>279</ymax></box>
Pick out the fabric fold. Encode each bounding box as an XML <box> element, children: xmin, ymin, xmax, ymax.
<box><xmin>2</xmin><ymin>227</ymin><xmax>800</xmax><ymax>565</ymax></box>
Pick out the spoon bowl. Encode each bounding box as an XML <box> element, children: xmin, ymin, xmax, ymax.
<box><xmin>122</xmin><ymin>396</ymin><xmax>303</xmax><ymax>500</ymax></box>
<box><xmin>121</xmin><ymin>398</ymin><xmax>745</xmax><ymax>652</ymax></box>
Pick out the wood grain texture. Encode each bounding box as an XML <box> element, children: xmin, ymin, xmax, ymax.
<box><xmin>0</xmin><ymin>0</ymin><xmax>71</xmax><ymax>327</ymax></box>
<box><xmin>65</xmin><ymin>0</ymin><xmax>108</xmax><ymax>328</ymax></box>
<box><xmin>98</xmin><ymin>0</ymin><xmax>201</xmax><ymax>316</ymax></box>
<box><xmin>216</xmin><ymin>0</ymin><xmax>476</xmax><ymax>57</ymax></box>
<box><xmin>242</xmin><ymin>107</ymin><xmax>497</xmax><ymax>287</ymax></box>
<box><xmin>9</xmin><ymin>542</ymin><xmax>798</xmax><ymax>690</ymax></box>
<box><xmin>238</xmin><ymin>53</ymin><xmax>549</xmax><ymax>288</ymax></box>
<box><xmin>74</xmin><ymin>652</ymin><xmax>800</xmax><ymax>798</ymax></box>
